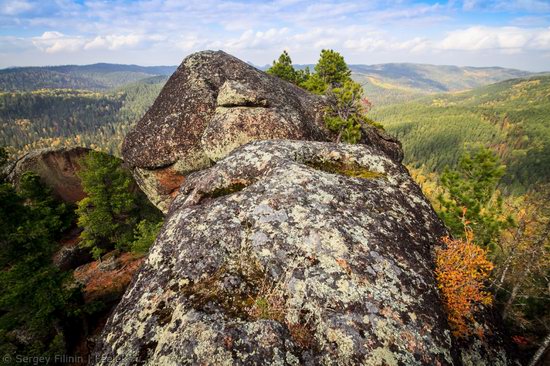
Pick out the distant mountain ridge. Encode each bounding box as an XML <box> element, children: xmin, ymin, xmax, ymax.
<box><xmin>2</xmin><ymin>63</ymin><xmax>176</xmax><ymax>75</ymax></box>
<box><xmin>1</xmin><ymin>61</ymin><xmax>533</xmax><ymax>98</ymax></box>
<box><xmin>349</xmin><ymin>63</ymin><xmax>532</xmax><ymax>105</ymax></box>
<box><xmin>260</xmin><ymin>62</ymin><xmax>533</xmax><ymax>105</ymax></box>
<box><xmin>351</xmin><ymin>63</ymin><xmax>530</xmax><ymax>91</ymax></box>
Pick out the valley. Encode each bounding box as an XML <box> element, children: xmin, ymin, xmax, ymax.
<box><xmin>370</xmin><ymin>74</ymin><xmax>550</xmax><ymax>192</ymax></box>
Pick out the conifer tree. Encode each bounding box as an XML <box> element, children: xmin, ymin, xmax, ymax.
<box><xmin>308</xmin><ymin>50</ymin><xmax>373</xmax><ymax>143</ymax></box>
<box><xmin>324</xmin><ymin>79</ymin><xmax>367</xmax><ymax>143</ymax></box>
<box><xmin>437</xmin><ymin>147</ymin><xmax>512</xmax><ymax>249</ymax></box>
<box><xmin>0</xmin><ymin>147</ymin><xmax>7</xmax><ymax>169</ymax></box>
<box><xmin>0</xmin><ymin>147</ymin><xmax>8</xmax><ymax>182</ymax></box>
<box><xmin>267</xmin><ymin>51</ymin><xmax>298</xmax><ymax>84</ymax></box>
<box><xmin>0</xmin><ymin>172</ymin><xmax>78</xmax><ymax>358</ymax></box>
<box><xmin>76</xmin><ymin>151</ymin><xmax>161</xmax><ymax>259</ymax></box>
<box><xmin>314</xmin><ymin>49</ymin><xmax>352</xmax><ymax>87</ymax></box>
<box><xmin>268</xmin><ymin>49</ymin><xmax>380</xmax><ymax>144</ymax></box>
<box><xmin>301</xmin><ymin>73</ymin><xmax>328</xmax><ymax>94</ymax></box>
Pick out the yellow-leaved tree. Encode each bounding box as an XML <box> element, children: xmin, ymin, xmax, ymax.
<box><xmin>435</xmin><ymin>228</ymin><xmax>494</xmax><ymax>338</ymax></box>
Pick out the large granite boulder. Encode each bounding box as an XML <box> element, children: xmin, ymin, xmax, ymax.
<box><xmin>4</xmin><ymin>146</ymin><xmax>90</xmax><ymax>203</ymax></box>
<box><xmin>92</xmin><ymin>140</ymin><xmax>511</xmax><ymax>365</ymax></box>
<box><xmin>122</xmin><ymin>50</ymin><xmax>401</xmax><ymax>213</ymax></box>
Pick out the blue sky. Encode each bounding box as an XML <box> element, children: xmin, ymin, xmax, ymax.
<box><xmin>1</xmin><ymin>0</ymin><xmax>549</xmax><ymax>70</ymax></box>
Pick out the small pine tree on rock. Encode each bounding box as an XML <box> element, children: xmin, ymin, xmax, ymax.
<box><xmin>267</xmin><ymin>51</ymin><xmax>299</xmax><ymax>84</ymax></box>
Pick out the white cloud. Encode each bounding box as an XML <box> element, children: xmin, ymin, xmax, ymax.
<box><xmin>32</xmin><ymin>31</ymin><xmax>85</xmax><ymax>53</ymax></box>
<box><xmin>462</xmin><ymin>0</ymin><xmax>478</xmax><ymax>11</ymax></box>
<box><xmin>0</xmin><ymin>0</ymin><xmax>33</xmax><ymax>15</ymax></box>
<box><xmin>32</xmin><ymin>31</ymin><xmax>153</xmax><ymax>53</ymax></box>
<box><xmin>461</xmin><ymin>0</ymin><xmax>550</xmax><ymax>12</ymax></box>
<box><xmin>84</xmin><ymin>34</ymin><xmax>142</xmax><ymax>50</ymax></box>
<box><xmin>344</xmin><ymin>35</ymin><xmax>432</xmax><ymax>53</ymax></box>
<box><xmin>532</xmin><ymin>27</ymin><xmax>550</xmax><ymax>49</ymax></box>
<box><xmin>174</xmin><ymin>34</ymin><xmax>207</xmax><ymax>51</ymax></box>
<box><xmin>440</xmin><ymin>26</ymin><xmax>550</xmax><ymax>51</ymax></box>
<box><xmin>493</xmin><ymin>0</ymin><xmax>550</xmax><ymax>12</ymax></box>
<box><xmin>224</xmin><ymin>28</ymin><xmax>290</xmax><ymax>50</ymax></box>
<box><xmin>0</xmin><ymin>35</ymin><xmax>31</xmax><ymax>52</ymax></box>
<box><xmin>3</xmin><ymin>0</ymin><xmax>550</xmax><ymax>70</ymax></box>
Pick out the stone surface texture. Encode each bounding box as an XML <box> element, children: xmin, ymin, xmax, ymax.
<box><xmin>93</xmin><ymin>140</ymin><xmax>512</xmax><ymax>365</ymax></box>
<box><xmin>5</xmin><ymin>146</ymin><xmax>90</xmax><ymax>203</ymax></box>
<box><xmin>122</xmin><ymin>50</ymin><xmax>400</xmax><ymax>213</ymax></box>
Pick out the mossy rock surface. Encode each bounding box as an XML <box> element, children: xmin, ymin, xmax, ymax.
<box><xmin>304</xmin><ymin>160</ymin><xmax>387</xmax><ymax>180</ymax></box>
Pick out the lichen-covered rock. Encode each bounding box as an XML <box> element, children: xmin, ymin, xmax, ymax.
<box><xmin>4</xmin><ymin>146</ymin><xmax>90</xmax><ymax>203</ymax></box>
<box><xmin>122</xmin><ymin>50</ymin><xmax>401</xmax><ymax>213</ymax></box>
<box><xmin>92</xmin><ymin>140</ymin><xmax>511</xmax><ymax>365</ymax></box>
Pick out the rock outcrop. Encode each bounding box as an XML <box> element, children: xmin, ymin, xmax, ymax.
<box><xmin>74</xmin><ymin>252</ymin><xmax>145</xmax><ymax>304</ymax></box>
<box><xmin>122</xmin><ymin>50</ymin><xmax>400</xmax><ymax>213</ymax></box>
<box><xmin>52</xmin><ymin>227</ymin><xmax>93</xmax><ymax>271</ymax></box>
<box><xmin>5</xmin><ymin>146</ymin><xmax>90</xmax><ymax>203</ymax></box>
<box><xmin>93</xmin><ymin>140</ymin><xmax>511</xmax><ymax>365</ymax></box>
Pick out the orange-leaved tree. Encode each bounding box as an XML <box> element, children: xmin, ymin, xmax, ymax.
<box><xmin>435</xmin><ymin>228</ymin><xmax>494</xmax><ymax>338</ymax></box>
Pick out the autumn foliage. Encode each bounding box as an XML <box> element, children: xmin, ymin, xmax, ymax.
<box><xmin>435</xmin><ymin>230</ymin><xmax>494</xmax><ymax>338</ymax></box>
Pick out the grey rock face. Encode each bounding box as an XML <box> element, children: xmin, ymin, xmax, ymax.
<box><xmin>4</xmin><ymin>146</ymin><xmax>90</xmax><ymax>203</ymax></box>
<box><xmin>122</xmin><ymin>50</ymin><xmax>401</xmax><ymax>213</ymax></box>
<box><xmin>92</xmin><ymin>140</ymin><xmax>511</xmax><ymax>365</ymax></box>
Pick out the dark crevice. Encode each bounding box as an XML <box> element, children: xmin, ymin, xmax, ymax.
<box><xmin>197</xmin><ymin>182</ymin><xmax>249</xmax><ymax>204</ymax></box>
<box><xmin>218</xmin><ymin>101</ymin><xmax>269</xmax><ymax>108</ymax></box>
<box><xmin>136</xmin><ymin>340</ymin><xmax>158</xmax><ymax>365</ymax></box>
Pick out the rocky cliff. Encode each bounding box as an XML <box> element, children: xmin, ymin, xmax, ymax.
<box><xmin>122</xmin><ymin>50</ymin><xmax>400</xmax><ymax>213</ymax></box>
<box><xmin>92</xmin><ymin>51</ymin><xmax>513</xmax><ymax>365</ymax></box>
<box><xmin>5</xmin><ymin>146</ymin><xmax>90</xmax><ymax>203</ymax></box>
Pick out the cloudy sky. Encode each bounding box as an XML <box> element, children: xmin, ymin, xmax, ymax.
<box><xmin>1</xmin><ymin>0</ymin><xmax>549</xmax><ymax>70</ymax></box>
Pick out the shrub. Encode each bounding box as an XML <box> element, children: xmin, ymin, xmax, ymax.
<box><xmin>435</xmin><ymin>230</ymin><xmax>494</xmax><ymax>338</ymax></box>
<box><xmin>130</xmin><ymin>220</ymin><xmax>163</xmax><ymax>255</ymax></box>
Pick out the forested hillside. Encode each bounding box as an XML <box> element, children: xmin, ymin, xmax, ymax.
<box><xmin>370</xmin><ymin>75</ymin><xmax>550</xmax><ymax>192</ymax></box>
<box><xmin>0</xmin><ymin>63</ymin><xmax>175</xmax><ymax>91</ymax></box>
<box><xmin>0</xmin><ymin>76</ymin><xmax>166</xmax><ymax>156</ymax></box>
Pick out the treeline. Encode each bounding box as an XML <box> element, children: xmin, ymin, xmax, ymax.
<box><xmin>0</xmin><ymin>64</ymin><xmax>175</xmax><ymax>92</ymax></box>
<box><xmin>0</xmin><ymin>70</ymin><xmax>104</xmax><ymax>92</ymax></box>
